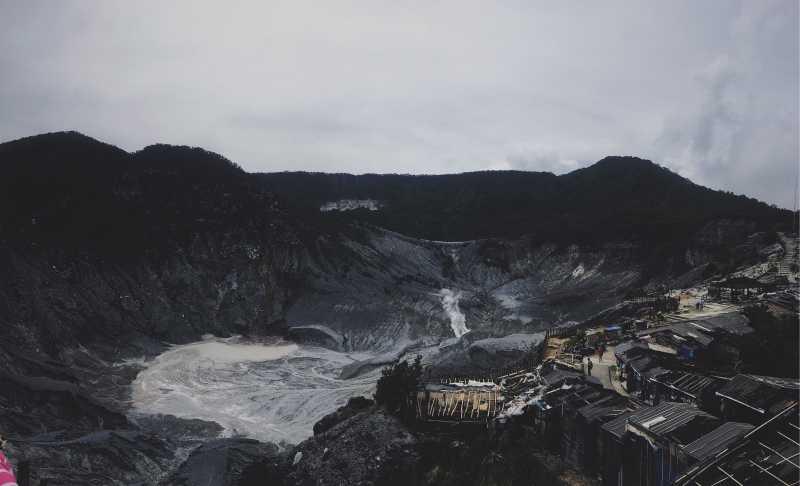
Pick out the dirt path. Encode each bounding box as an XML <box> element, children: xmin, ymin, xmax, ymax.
<box><xmin>581</xmin><ymin>347</ymin><xmax>629</xmax><ymax>396</ymax></box>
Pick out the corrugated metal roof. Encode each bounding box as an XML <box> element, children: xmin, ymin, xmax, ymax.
<box><xmin>577</xmin><ymin>393</ymin><xmax>630</xmax><ymax>423</ymax></box>
<box><xmin>682</xmin><ymin>422</ymin><xmax>754</xmax><ymax>462</ymax></box>
<box><xmin>673</xmin><ymin>404</ymin><xmax>800</xmax><ymax>486</ymax></box>
<box><xmin>746</xmin><ymin>374</ymin><xmax>800</xmax><ymax>390</ymax></box>
<box><xmin>637</xmin><ymin>321</ymin><xmax>715</xmax><ymax>346</ymax></box>
<box><xmin>643</xmin><ymin>366</ymin><xmax>670</xmax><ymax>379</ymax></box>
<box><xmin>671</xmin><ymin>321</ymin><xmax>715</xmax><ymax>346</ymax></box>
<box><xmin>646</xmin><ymin>342</ymin><xmax>678</xmax><ymax>355</ymax></box>
<box><xmin>650</xmin><ymin>370</ymin><xmax>726</xmax><ymax>397</ymax></box>
<box><xmin>628</xmin><ymin>355</ymin><xmax>658</xmax><ymax>374</ymax></box>
<box><xmin>541</xmin><ymin>381</ymin><xmax>608</xmax><ymax>412</ymax></box>
<box><xmin>626</xmin><ymin>402</ymin><xmax>717</xmax><ymax>439</ymax></box>
<box><xmin>698</xmin><ymin>312</ymin><xmax>753</xmax><ymax>336</ymax></box>
<box><xmin>541</xmin><ymin>367</ymin><xmax>582</xmax><ymax>386</ymax></box>
<box><xmin>614</xmin><ymin>340</ymin><xmax>647</xmax><ymax>358</ymax></box>
<box><xmin>717</xmin><ymin>374</ymin><xmax>800</xmax><ymax>415</ymax></box>
<box><xmin>601</xmin><ymin>410</ymin><xmax>635</xmax><ymax>439</ymax></box>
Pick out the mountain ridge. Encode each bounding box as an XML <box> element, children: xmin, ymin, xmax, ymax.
<box><xmin>1</xmin><ymin>130</ymin><xmax>790</xmax><ymax>250</ymax></box>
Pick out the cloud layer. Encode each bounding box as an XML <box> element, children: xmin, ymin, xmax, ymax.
<box><xmin>1</xmin><ymin>1</ymin><xmax>797</xmax><ymax>208</ymax></box>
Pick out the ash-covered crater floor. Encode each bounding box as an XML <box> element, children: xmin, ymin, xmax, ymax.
<box><xmin>129</xmin><ymin>289</ymin><xmax>473</xmax><ymax>446</ymax></box>
<box><xmin>130</xmin><ymin>336</ymin><xmax>383</xmax><ymax>445</ymax></box>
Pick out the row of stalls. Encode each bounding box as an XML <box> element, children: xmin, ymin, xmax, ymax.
<box><xmin>598</xmin><ymin>374</ymin><xmax>799</xmax><ymax>486</ymax></box>
<box><xmin>603</xmin><ymin>309</ymin><xmax>798</xmax><ymax>485</ymax></box>
<box><xmin>530</xmin><ymin>307</ymin><xmax>800</xmax><ymax>486</ymax></box>
<box><xmin>413</xmin><ymin>299</ymin><xmax>798</xmax><ymax>486</ymax></box>
<box><xmin>520</xmin><ymin>361</ymin><xmax>799</xmax><ymax>486</ymax></box>
<box><xmin>431</xmin><ymin>351</ymin><xmax>800</xmax><ymax>486</ymax></box>
<box><xmin>674</xmin><ymin>402</ymin><xmax>800</xmax><ymax>486</ymax></box>
<box><xmin>614</xmin><ymin>311</ymin><xmax>755</xmax><ymax>396</ymax></box>
<box><xmin>527</xmin><ymin>364</ymin><xmax>632</xmax><ymax>478</ymax></box>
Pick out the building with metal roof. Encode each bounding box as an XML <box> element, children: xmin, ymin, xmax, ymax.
<box><xmin>530</xmin><ymin>375</ymin><xmax>631</xmax><ymax>476</ymax></box>
<box><xmin>647</xmin><ymin>369</ymin><xmax>729</xmax><ymax>412</ymax></box>
<box><xmin>625</xmin><ymin>401</ymin><xmax>719</xmax><ymax>444</ymax></box>
<box><xmin>599</xmin><ymin>402</ymin><xmax>723</xmax><ymax>486</ymax></box>
<box><xmin>682</xmin><ymin>421</ymin><xmax>754</xmax><ymax>463</ymax></box>
<box><xmin>717</xmin><ymin>374</ymin><xmax>800</xmax><ymax>425</ymax></box>
<box><xmin>674</xmin><ymin>403</ymin><xmax>800</xmax><ymax>486</ymax></box>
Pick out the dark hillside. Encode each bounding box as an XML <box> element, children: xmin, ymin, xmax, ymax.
<box><xmin>2</xmin><ymin>133</ymin><xmax>788</xmax><ymax>254</ymax></box>
<box><xmin>0</xmin><ymin>132</ymin><xmax>297</xmax><ymax>257</ymax></box>
<box><xmin>257</xmin><ymin>157</ymin><xmax>791</xmax><ymax>245</ymax></box>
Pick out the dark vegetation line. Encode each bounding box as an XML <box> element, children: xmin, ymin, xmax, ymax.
<box><xmin>2</xmin><ymin>131</ymin><xmax>793</xmax><ymax>262</ymax></box>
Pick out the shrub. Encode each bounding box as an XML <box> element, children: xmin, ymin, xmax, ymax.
<box><xmin>374</xmin><ymin>355</ymin><xmax>423</xmax><ymax>415</ymax></box>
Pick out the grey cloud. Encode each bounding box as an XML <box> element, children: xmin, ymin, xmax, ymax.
<box><xmin>652</xmin><ymin>0</ymin><xmax>798</xmax><ymax>207</ymax></box>
<box><xmin>0</xmin><ymin>0</ymin><xmax>796</xmax><ymax>207</ymax></box>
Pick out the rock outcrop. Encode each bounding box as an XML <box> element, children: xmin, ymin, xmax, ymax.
<box><xmin>165</xmin><ymin>438</ymin><xmax>283</xmax><ymax>486</ymax></box>
<box><xmin>313</xmin><ymin>397</ymin><xmax>375</xmax><ymax>436</ymax></box>
<box><xmin>286</xmin><ymin>407</ymin><xmax>419</xmax><ymax>486</ymax></box>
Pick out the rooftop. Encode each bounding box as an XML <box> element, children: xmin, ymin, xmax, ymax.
<box><xmin>577</xmin><ymin>393</ymin><xmax>630</xmax><ymax>424</ymax></box>
<box><xmin>541</xmin><ymin>367</ymin><xmax>583</xmax><ymax>387</ymax></box>
<box><xmin>635</xmin><ymin>312</ymin><xmax>753</xmax><ymax>344</ymax></box>
<box><xmin>697</xmin><ymin>312</ymin><xmax>754</xmax><ymax>336</ymax></box>
<box><xmin>675</xmin><ymin>404</ymin><xmax>800</xmax><ymax>486</ymax></box>
<box><xmin>649</xmin><ymin>370</ymin><xmax>728</xmax><ymax>399</ymax></box>
<box><xmin>626</xmin><ymin>402</ymin><xmax>719</xmax><ymax>444</ymax></box>
<box><xmin>716</xmin><ymin>374</ymin><xmax>800</xmax><ymax>415</ymax></box>
<box><xmin>537</xmin><ymin>379</ymin><xmax>609</xmax><ymax>413</ymax></box>
<box><xmin>601</xmin><ymin>410</ymin><xmax>637</xmax><ymax>439</ymax></box>
<box><xmin>682</xmin><ymin>421</ymin><xmax>754</xmax><ymax>463</ymax></box>
<box><xmin>614</xmin><ymin>340</ymin><xmax>647</xmax><ymax>358</ymax></box>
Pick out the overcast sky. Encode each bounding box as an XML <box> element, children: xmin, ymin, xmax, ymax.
<box><xmin>1</xmin><ymin>1</ymin><xmax>797</xmax><ymax>208</ymax></box>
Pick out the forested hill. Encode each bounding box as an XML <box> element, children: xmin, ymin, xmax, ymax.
<box><xmin>0</xmin><ymin>132</ymin><xmax>308</xmax><ymax>258</ymax></box>
<box><xmin>0</xmin><ymin>131</ymin><xmax>792</xmax><ymax>254</ymax></box>
<box><xmin>257</xmin><ymin>157</ymin><xmax>792</xmax><ymax>244</ymax></box>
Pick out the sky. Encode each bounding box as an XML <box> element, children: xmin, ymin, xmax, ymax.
<box><xmin>1</xmin><ymin>1</ymin><xmax>797</xmax><ymax>208</ymax></box>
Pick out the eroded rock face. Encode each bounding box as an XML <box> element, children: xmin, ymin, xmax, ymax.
<box><xmin>0</xmin><ymin>226</ymin><xmax>646</xmax><ymax>485</ymax></box>
<box><xmin>313</xmin><ymin>397</ymin><xmax>374</xmax><ymax>436</ymax></box>
<box><xmin>164</xmin><ymin>438</ymin><xmax>282</xmax><ymax>486</ymax></box>
<box><xmin>285</xmin><ymin>231</ymin><xmax>646</xmax><ymax>352</ymax></box>
<box><xmin>0</xmin><ymin>372</ymin><xmax>129</xmax><ymax>437</ymax></box>
<box><xmin>9</xmin><ymin>431</ymin><xmax>176</xmax><ymax>486</ymax></box>
<box><xmin>286</xmin><ymin>407</ymin><xmax>419</xmax><ymax>486</ymax></box>
<box><xmin>467</xmin><ymin>333</ymin><xmax>545</xmax><ymax>369</ymax></box>
<box><xmin>274</xmin><ymin>403</ymin><xmax>600</xmax><ymax>486</ymax></box>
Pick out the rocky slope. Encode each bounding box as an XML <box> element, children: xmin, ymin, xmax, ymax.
<box><xmin>250</xmin><ymin>400</ymin><xmax>598</xmax><ymax>486</ymax></box>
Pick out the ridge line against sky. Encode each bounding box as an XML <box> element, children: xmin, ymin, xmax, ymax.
<box><xmin>1</xmin><ymin>0</ymin><xmax>797</xmax><ymax>208</ymax></box>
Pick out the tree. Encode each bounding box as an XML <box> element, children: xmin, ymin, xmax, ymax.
<box><xmin>374</xmin><ymin>356</ymin><xmax>423</xmax><ymax>416</ymax></box>
<box><xmin>739</xmin><ymin>304</ymin><xmax>799</xmax><ymax>378</ymax></box>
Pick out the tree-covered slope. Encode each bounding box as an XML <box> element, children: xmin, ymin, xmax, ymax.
<box><xmin>256</xmin><ymin>157</ymin><xmax>792</xmax><ymax>244</ymax></box>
